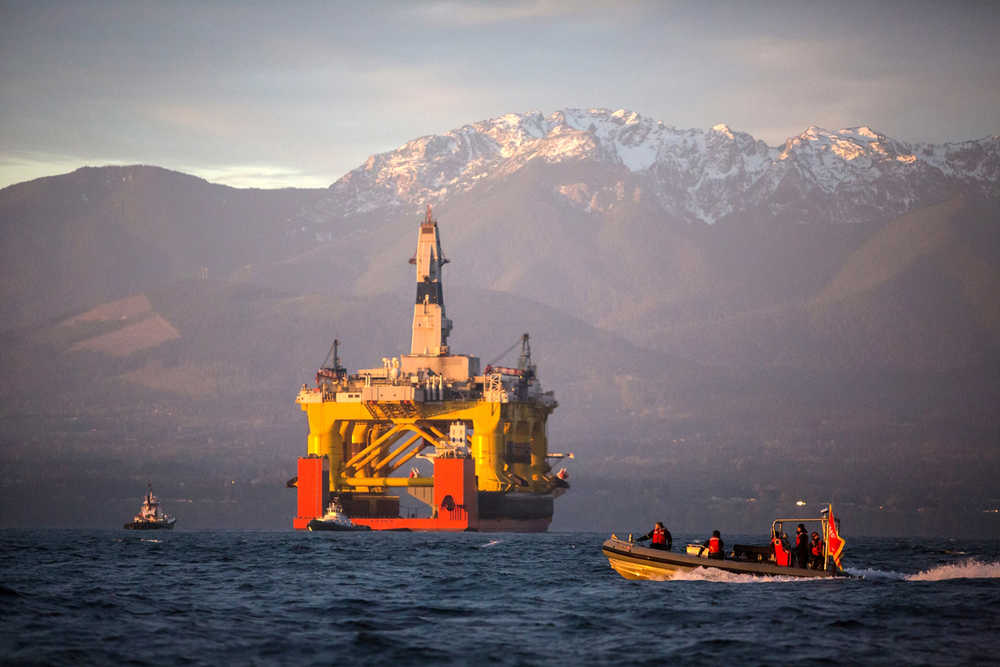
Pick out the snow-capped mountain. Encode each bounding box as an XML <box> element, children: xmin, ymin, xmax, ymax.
<box><xmin>321</xmin><ymin>108</ymin><xmax>999</xmax><ymax>225</ymax></box>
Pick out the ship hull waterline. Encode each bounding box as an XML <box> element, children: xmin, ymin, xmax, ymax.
<box><xmin>123</xmin><ymin>520</ymin><xmax>176</xmax><ymax>530</ymax></box>
<box><xmin>332</xmin><ymin>492</ymin><xmax>554</xmax><ymax>532</ymax></box>
<box><xmin>347</xmin><ymin>516</ymin><xmax>551</xmax><ymax>533</ymax></box>
<box><xmin>306</xmin><ymin>520</ymin><xmax>372</xmax><ymax>532</ymax></box>
<box><xmin>602</xmin><ymin>538</ymin><xmax>839</xmax><ymax>580</ymax></box>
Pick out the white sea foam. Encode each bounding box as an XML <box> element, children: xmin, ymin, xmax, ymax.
<box><xmin>905</xmin><ymin>559</ymin><xmax>1000</xmax><ymax>581</ymax></box>
<box><xmin>845</xmin><ymin>559</ymin><xmax>1000</xmax><ymax>582</ymax></box>
<box><xmin>845</xmin><ymin>567</ymin><xmax>906</xmax><ymax>581</ymax></box>
<box><xmin>647</xmin><ymin>559</ymin><xmax>1000</xmax><ymax>583</ymax></box>
<box><xmin>669</xmin><ymin>567</ymin><xmax>805</xmax><ymax>583</ymax></box>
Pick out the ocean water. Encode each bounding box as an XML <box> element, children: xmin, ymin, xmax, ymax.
<box><xmin>1</xmin><ymin>531</ymin><xmax>998</xmax><ymax>665</ymax></box>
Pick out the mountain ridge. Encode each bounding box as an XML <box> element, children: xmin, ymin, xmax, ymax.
<box><xmin>314</xmin><ymin>108</ymin><xmax>999</xmax><ymax>226</ymax></box>
<box><xmin>0</xmin><ymin>165</ymin><xmax>327</xmax><ymax>330</ymax></box>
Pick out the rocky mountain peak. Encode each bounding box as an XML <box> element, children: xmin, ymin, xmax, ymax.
<box><xmin>318</xmin><ymin>109</ymin><xmax>999</xmax><ymax>224</ymax></box>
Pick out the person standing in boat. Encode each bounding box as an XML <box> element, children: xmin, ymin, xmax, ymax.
<box><xmin>705</xmin><ymin>530</ymin><xmax>724</xmax><ymax>559</ymax></box>
<box><xmin>809</xmin><ymin>531</ymin><xmax>824</xmax><ymax>570</ymax></box>
<box><xmin>637</xmin><ymin>521</ymin><xmax>672</xmax><ymax>551</ymax></box>
<box><xmin>793</xmin><ymin>524</ymin><xmax>810</xmax><ymax>568</ymax></box>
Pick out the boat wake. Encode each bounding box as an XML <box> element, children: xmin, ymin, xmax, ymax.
<box><xmin>670</xmin><ymin>568</ymin><xmax>806</xmax><ymax>583</ymax></box>
<box><xmin>844</xmin><ymin>567</ymin><xmax>905</xmax><ymax>581</ymax></box>
<box><xmin>905</xmin><ymin>559</ymin><xmax>1000</xmax><ymax>581</ymax></box>
<box><xmin>846</xmin><ymin>559</ymin><xmax>1000</xmax><ymax>582</ymax></box>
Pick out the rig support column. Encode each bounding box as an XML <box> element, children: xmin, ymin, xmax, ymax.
<box><xmin>510</xmin><ymin>411</ymin><xmax>532</xmax><ymax>487</ymax></box>
<box><xmin>471</xmin><ymin>404</ymin><xmax>504</xmax><ymax>491</ymax></box>
<box><xmin>349</xmin><ymin>424</ymin><xmax>371</xmax><ymax>488</ymax></box>
<box><xmin>529</xmin><ymin>412</ymin><xmax>550</xmax><ymax>490</ymax></box>
<box><xmin>293</xmin><ymin>456</ymin><xmax>328</xmax><ymax>530</ymax></box>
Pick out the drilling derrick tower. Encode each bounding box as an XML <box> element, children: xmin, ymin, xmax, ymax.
<box><xmin>292</xmin><ymin>206</ymin><xmax>570</xmax><ymax>531</ymax></box>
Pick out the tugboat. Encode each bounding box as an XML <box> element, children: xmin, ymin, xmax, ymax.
<box><xmin>123</xmin><ymin>484</ymin><xmax>176</xmax><ymax>530</ymax></box>
<box><xmin>603</xmin><ymin>505</ymin><xmax>848</xmax><ymax>580</ymax></box>
<box><xmin>307</xmin><ymin>498</ymin><xmax>372</xmax><ymax>532</ymax></box>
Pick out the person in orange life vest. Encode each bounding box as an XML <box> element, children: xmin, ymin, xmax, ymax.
<box><xmin>809</xmin><ymin>531</ymin><xmax>824</xmax><ymax>570</ymax></box>
<box><xmin>772</xmin><ymin>530</ymin><xmax>790</xmax><ymax>567</ymax></box>
<box><xmin>704</xmin><ymin>530</ymin><xmax>724</xmax><ymax>559</ymax></box>
<box><xmin>792</xmin><ymin>523</ymin><xmax>810</xmax><ymax>568</ymax></box>
<box><xmin>637</xmin><ymin>521</ymin><xmax>672</xmax><ymax>551</ymax></box>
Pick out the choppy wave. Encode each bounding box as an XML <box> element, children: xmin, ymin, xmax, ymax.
<box><xmin>906</xmin><ymin>559</ymin><xmax>1000</xmax><ymax>581</ymax></box>
<box><xmin>2</xmin><ymin>531</ymin><xmax>998</xmax><ymax>666</ymax></box>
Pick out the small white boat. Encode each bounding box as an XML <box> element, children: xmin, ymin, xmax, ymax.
<box><xmin>124</xmin><ymin>484</ymin><xmax>176</xmax><ymax>530</ymax></box>
<box><xmin>307</xmin><ymin>498</ymin><xmax>371</xmax><ymax>532</ymax></box>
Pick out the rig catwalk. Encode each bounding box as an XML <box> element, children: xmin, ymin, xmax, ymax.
<box><xmin>291</xmin><ymin>207</ymin><xmax>570</xmax><ymax>531</ymax></box>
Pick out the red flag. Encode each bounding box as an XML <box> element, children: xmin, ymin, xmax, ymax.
<box><xmin>827</xmin><ymin>507</ymin><xmax>845</xmax><ymax>570</ymax></box>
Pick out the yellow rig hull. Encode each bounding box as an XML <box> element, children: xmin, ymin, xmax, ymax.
<box><xmin>299</xmin><ymin>396</ymin><xmax>561</xmax><ymax>515</ymax></box>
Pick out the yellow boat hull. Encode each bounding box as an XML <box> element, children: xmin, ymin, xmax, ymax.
<box><xmin>607</xmin><ymin>551</ymin><xmax>688</xmax><ymax>580</ymax></box>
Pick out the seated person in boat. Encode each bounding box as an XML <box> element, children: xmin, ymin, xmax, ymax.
<box><xmin>704</xmin><ymin>530</ymin><xmax>724</xmax><ymax>559</ymax></box>
<box><xmin>636</xmin><ymin>521</ymin><xmax>672</xmax><ymax>550</ymax></box>
<box><xmin>809</xmin><ymin>531</ymin><xmax>824</xmax><ymax>570</ymax></box>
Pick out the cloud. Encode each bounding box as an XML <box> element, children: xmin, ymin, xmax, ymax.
<box><xmin>643</xmin><ymin>27</ymin><xmax>1000</xmax><ymax>145</ymax></box>
<box><xmin>0</xmin><ymin>150</ymin><xmax>334</xmax><ymax>190</ymax></box>
<box><xmin>1</xmin><ymin>1</ymin><xmax>996</xmax><ymax>189</ymax></box>
<box><xmin>149</xmin><ymin>105</ymin><xmax>248</xmax><ymax>140</ymax></box>
<box><xmin>0</xmin><ymin>151</ymin><xmax>132</xmax><ymax>189</ymax></box>
<box><xmin>409</xmin><ymin>0</ymin><xmax>588</xmax><ymax>26</ymax></box>
<box><xmin>182</xmin><ymin>163</ymin><xmax>333</xmax><ymax>189</ymax></box>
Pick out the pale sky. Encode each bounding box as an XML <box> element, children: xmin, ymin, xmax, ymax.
<box><xmin>1</xmin><ymin>0</ymin><xmax>998</xmax><ymax>189</ymax></box>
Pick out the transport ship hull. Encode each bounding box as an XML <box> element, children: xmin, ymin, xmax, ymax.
<box><xmin>475</xmin><ymin>517</ymin><xmax>551</xmax><ymax>533</ymax></box>
<box><xmin>476</xmin><ymin>491</ymin><xmax>553</xmax><ymax>531</ymax></box>
<box><xmin>345</xmin><ymin>492</ymin><xmax>553</xmax><ymax>532</ymax></box>
<box><xmin>293</xmin><ymin>455</ymin><xmax>560</xmax><ymax>532</ymax></box>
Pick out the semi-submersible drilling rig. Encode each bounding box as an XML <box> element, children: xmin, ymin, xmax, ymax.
<box><xmin>291</xmin><ymin>207</ymin><xmax>570</xmax><ymax>531</ymax></box>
